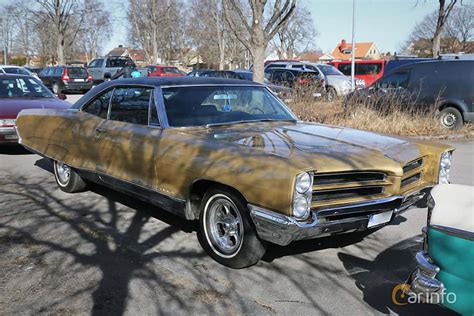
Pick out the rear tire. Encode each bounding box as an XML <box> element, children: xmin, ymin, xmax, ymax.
<box><xmin>439</xmin><ymin>107</ymin><xmax>463</xmax><ymax>130</ymax></box>
<box><xmin>198</xmin><ymin>187</ymin><xmax>267</xmax><ymax>268</ymax></box>
<box><xmin>53</xmin><ymin>160</ymin><xmax>86</xmax><ymax>193</ymax></box>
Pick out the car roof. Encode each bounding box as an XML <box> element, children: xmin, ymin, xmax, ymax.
<box><xmin>100</xmin><ymin>76</ymin><xmax>262</xmax><ymax>87</ymax></box>
<box><xmin>0</xmin><ymin>65</ymin><xmax>24</xmax><ymax>68</ymax></box>
<box><xmin>266</xmin><ymin>68</ymin><xmax>317</xmax><ymax>73</ymax></box>
<box><xmin>0</xmin><ymin>73</ymin><xmax>36</xmax><ymax>78</ymax></box>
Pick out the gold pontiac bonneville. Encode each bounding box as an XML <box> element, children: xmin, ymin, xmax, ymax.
<box><xmin>16</xmin><ymin>77</ymin><xmax>454</xmax><ymax>268</ymax></box>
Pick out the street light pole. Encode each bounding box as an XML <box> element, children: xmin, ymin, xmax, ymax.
<box><xmin>350</xmin><ymin>0</ymin><xmax>356</xmax><ymax>91</ymax></box>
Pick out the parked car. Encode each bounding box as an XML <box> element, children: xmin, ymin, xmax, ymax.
<box><xmin>39</xmin><ymin>66</ymin><xmax>93</xmax><ymax>94</ymax></box>
<box><xmin>265</xmin><ymin>68</ymin><xmax>325</xmax><ymax>95</ymax></box>
<box><xmin>16</xmin><ymin>77</ymin><xmax>454</xmax><ymax>268</ymax></box>
<box><xmin>405</xmin><ymin>184</ymin><xmax>473</xmax><ymax>315</ymax></box>
<box><xmin>86</xmin><ymin>56</ymin><xmax>137</xmax><ymax>83</ymax></box>
<box><xmin>147</xmin><ymin>65</ymin><xmax>184</xmax><ymax>77</ymax></box>
<box><xmin>0</xmin><ymin>65</ymin><xmax>39</xmax><ymax>80</ymax></box>
<box><xmin>265</xmin><ymin>61</ymin><xmax>358</xmax><ymax>99</ymax></box>
<box><xmin>0</xmin><ymin>74</ymin><xmax>70</xmax><ymax>144</ymax></box>
<box><xmin>328</xmin><ymin>60</ymin><xmax>385</xmax><ymax>86</ymax></box>
<box><xmin>346</xmin><ymin>60</ymin><xmax>474</xmax><ymax>129</ymax></box>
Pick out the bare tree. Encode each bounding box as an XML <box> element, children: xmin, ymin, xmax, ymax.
<box><xmin>432</xmin><ymin>0</ymin><xmax>458</xmax><ymax>57</ymax></box>
<box><xmin>127</xmin><ymin>0</ymin><xmax>187</xmax><ymax>65</ymax></box>
<box><xmin>81</xmin><ymin>0</ymin><xmax>111</xmax><ymax>62</ymax></box>
<box><xmin>271</xmin><ymin>5</ymin><xmax>317</xmax><ymax>59</ymax></box>
<box><xmin>223</xmin><ymin>0</ymin><xmax>296</xmax><ymax>83</ymax></box>
<box><xmin>37</xmin><ymin>0</ymin><xmax>84</xmax><ymax>65</ymax></box>
<box><xmin>444</xmin><ymin>4</ymin><xmax>474</xmax><ymax>52</ymax></box>
<box><xmin>403</xmin><ymin>4</ymin><xmax>473</xmax><ymax>56</ymax></box>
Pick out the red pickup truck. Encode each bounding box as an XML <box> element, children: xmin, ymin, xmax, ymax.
<box><xmin>328</xmin><ymin>60</ymin><xmax>385</xmax><ymax>87</ymax></box>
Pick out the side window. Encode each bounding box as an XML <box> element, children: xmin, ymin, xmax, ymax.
<box><xmin>357</xmin><ymin>63</ymin><xmax>382</xmax><ymax>75</ymax></box>
<box><xmin>54</xmin><ymin>67</ymin><xmax>63</xmax><ymax>75</ymax></box>
<box><xmin>377</xmin><ymin>71</ymin><xmax>410</xmax><ymax>89</ymax></box>
<box><xmin>82</xmin><ymin>89</ymin><xmax>113</xmax><ymax>119</ymax></box>
<box><xmin>339</xmin><ymin>64</ymin><xmax>351</xmax><ymax>76</ymax></box>
<box><xmin>149</xmin><ymin>91</ymin><xmax>160</xmax><ymax>126</ymax></box>
<box><xmin>109</xmin><ymin>87</ymin><xmax>153</xmax><ymax>125</ymax></box>
<box><xmin>271</xmin><ymin>71</ymin><xmax>284</xmax><ymax>83</ymax></box>
<box><xmin>89</xmin><ymin>59</ymin><xmax>104</xmax><ymax>68</ymax></box>
<box><xmin>291</xmin><ymin>64</ymin><xmax>304</xmax><ymax>69</ymax></box>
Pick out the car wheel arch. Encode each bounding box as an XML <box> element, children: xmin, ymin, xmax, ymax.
<box><xmin>438</xmin><ymin>102</ymin><xmax>466</xmax><ymax>120</ymax></box>
<box><xmin>187</xmin><ymin>179</ymin><xmax>248</xmax><ymax>220</ymax></box>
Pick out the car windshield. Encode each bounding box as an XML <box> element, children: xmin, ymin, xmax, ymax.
<box><xmin>0</xmin><ymin>77</ymin><xmax>54</xmax><ymax>98</ymax></box>
<box><xmin>162</xmin><ymin>67</ymin><xmax>180</xmax><ymax>74</ymax></box>
<box><xmin>162</xmin><ymin>85</ymin><xmax>296</xmax><ymax>127</ymax></box>
<box><xmin>3</xmin><ymin>67</ymin><xmax>31</xmax><ymax>76</ymax></box>
<box><xmin>317</xmin><ymin>65</ymin><xmax>344</xmax><ymax>76</ymax></box>
<box><xmin>68</xmin><ymin>67</ymin><xmax>87</xmax><ymax>75</ymax></box>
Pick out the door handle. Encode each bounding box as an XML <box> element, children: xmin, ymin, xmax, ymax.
<box><xmin>95</xmin><ymin>127</ymin><xmax>107</xmax><ymax>136</ymax></box>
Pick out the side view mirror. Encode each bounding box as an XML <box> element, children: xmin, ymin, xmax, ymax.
<box><xmin>58</xmin><ymin>93</ymin><xmax>67</xmax><ymax>100</ymax></box>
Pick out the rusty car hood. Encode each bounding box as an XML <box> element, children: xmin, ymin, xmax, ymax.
<box><xmin>184</xmin><ymin>121</ymin><xmax>423</xmax><ymax>173</ymax></box>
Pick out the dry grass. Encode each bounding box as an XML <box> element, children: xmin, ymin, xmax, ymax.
<box><xmin>287</xmin><ymin>96</ymin><xmax>473</xmax><ymax>137</ymax></box>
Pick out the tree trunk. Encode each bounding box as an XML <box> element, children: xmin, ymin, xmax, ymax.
<box><xmin>432</xmin><ymin>31</ymin><xmax>441</xmax><ymax>57</ymax></box>
<box><xmin>251</xmin><ymin>45</ymin><xmax>265</xmax><ymax>83</ymax></box>
<box><xmin>57</xmin><ymin>32</ymin><xmax>65</xmax><ymax>65</ymax></box>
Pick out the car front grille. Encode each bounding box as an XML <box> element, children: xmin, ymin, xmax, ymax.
<box><xmin>312</xmin><ymin>171</ymin><xmax>388</xmax><ymax>204</ymax></box>
<box><xmin>401</xmin><ymin>157</ymin><xmax>424</xmax><ymax>189</ymax></box>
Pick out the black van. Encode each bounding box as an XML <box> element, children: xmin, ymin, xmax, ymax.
<box><xmin>349</xmin><ymin>60</ymin><xmax>474</xmax><ymax>129</ymax></box>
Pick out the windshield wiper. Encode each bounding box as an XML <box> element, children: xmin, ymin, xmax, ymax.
<box><xmin>205</xmin><ymin>118</ymin><xmax>296</xmax><ymax>128</ymax></box>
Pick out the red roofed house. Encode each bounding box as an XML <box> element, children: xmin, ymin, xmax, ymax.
<box><xmin>330</xmin><ymin>39</ymin><xmax>381</xmax><ymax>60</ymax></box>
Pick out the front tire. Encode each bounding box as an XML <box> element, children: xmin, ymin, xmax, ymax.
<box><xmin>198</xmin><ymin>187</ymin><xmax>266</xmax><ymax>268</ymax></box>
<box><xmin>53</xmin><ymin>160</ymin><xmax>86</xmax><ymax>193</ymax></box>
<box><xmin>439</xmin><ymin>107</ymin><xmax>463</xmax><ymax>130</ymax></box>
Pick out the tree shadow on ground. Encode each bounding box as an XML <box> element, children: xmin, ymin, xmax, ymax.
<box><xmin>338</xmin><ymin>235</ymin><xmax>457</xmax><ymax>315</ymax></box>
<box><xmin>0</xmin><ymin>160</ymin><xmax>244</xmax><ymax>315</ymax></box>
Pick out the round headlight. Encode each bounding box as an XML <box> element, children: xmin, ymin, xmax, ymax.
<box><xmin>296</xmin><ymin>172</ymin><xmax>312</xmax><ymax>194</ymax></box>
<box><xmin>293</xmin><ymin>196</ymin><xmax>309</xmax><ymax>218</ymax></box>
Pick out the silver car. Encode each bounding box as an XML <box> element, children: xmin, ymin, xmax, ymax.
<box><xmin>265</xmin><ymin>61</ymin><xmax>365</xmax><ymax>100</ymax></box>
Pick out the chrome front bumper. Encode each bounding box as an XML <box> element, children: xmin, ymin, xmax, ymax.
<box><xmin>249</xmin><ymin>187</ymin><xmax>431</xmax><ymax>246</ymax></box>
<box><xmin>406</xmin><ymin>251</ymin><xmax>444</xmax><ymax>303</ymax></box>
<box><xmin>0</xmin><ymin>126</ymin><xmax>18</xmax><ymax>143</ymax></box>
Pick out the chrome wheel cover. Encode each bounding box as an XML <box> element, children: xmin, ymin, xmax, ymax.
<box><xmin>204</xmin><ymin>194</ymin><xmax>244</xmax><ymax>258</ymax></box>
<box><xmin>55</xmin><ymin>162</ymin><xmax>71</xmax><ymax>186</ymax></box>
<box><xmin>441</xmin><ymin>112</ymin><xmax>456</xmax><ymax>128</ymax></box>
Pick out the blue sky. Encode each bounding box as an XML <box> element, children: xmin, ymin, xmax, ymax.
<box><xmin>303</xmin><ymin>0</ymin><xmax>441</xmax><ymax>54</ymax></box>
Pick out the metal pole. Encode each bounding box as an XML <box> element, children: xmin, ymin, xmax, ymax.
<box><xmin>350</xmin><ymin>0</ymin><xmax>356</xmax><ymax>91</ymax></box>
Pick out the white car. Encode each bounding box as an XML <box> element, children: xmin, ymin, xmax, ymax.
<box><xmin>0</xmin><ymin>65</ymin><xmax>40</xmax><ymax>80</ymax></box>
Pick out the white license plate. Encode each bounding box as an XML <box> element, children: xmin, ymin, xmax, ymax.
<box><xmin>74</xmin><ymin>79</ymin><xmax>85</xmax><ymax>82</ymax></box>
<box><xmin>5</xmin><ymin>134</ymin><xmax>18</xmax><ymax>140</ymax></box>
<box><xmin>368</xmin><ymin>210</ymin><xmax>393</xmax><ymax>228</ymax></box>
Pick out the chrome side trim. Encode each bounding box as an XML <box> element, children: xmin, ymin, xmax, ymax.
<box><xmin>430</xmin><ymin>224</ymin><xmax>474</xmax><ymax>241</ymax></box>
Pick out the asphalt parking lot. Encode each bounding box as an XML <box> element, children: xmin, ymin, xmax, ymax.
<box><xmin>0</xmin><ymin>94</ymin><xmax>471</xmax><ymax>315</ymax></box>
